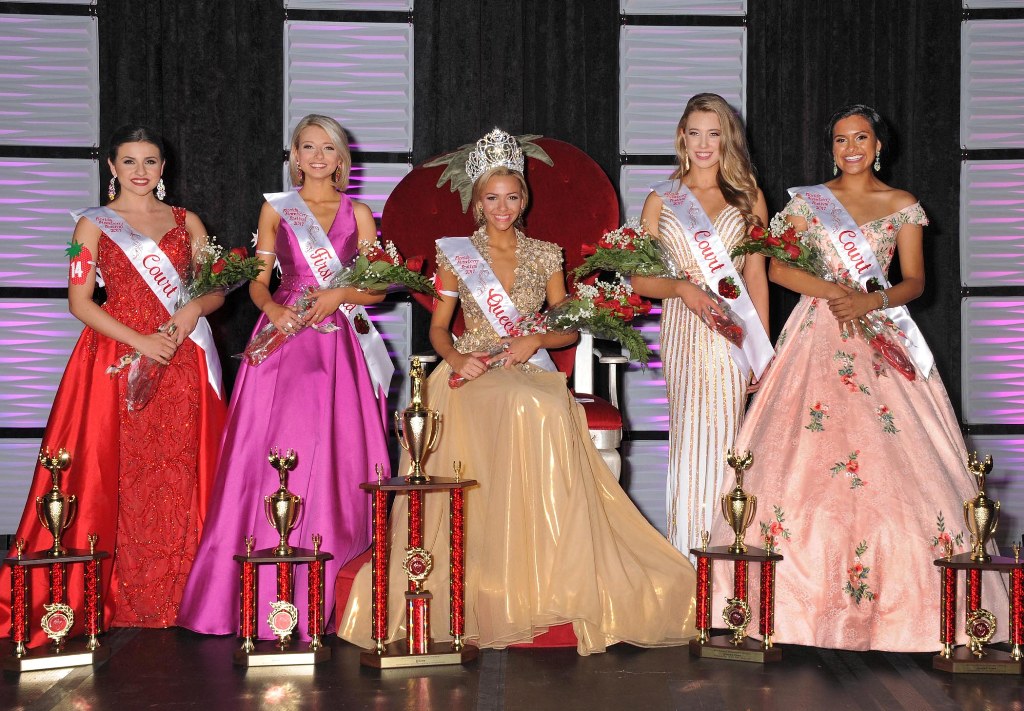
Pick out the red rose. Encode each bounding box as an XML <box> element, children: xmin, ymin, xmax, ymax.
<box><xmin>783</xmin><ymin>243</ymin><xmax>801</xmax><ymax>259</ymax></box>
<box><xmin>781</xmin><ymin>229</ymin><xmax>798</xmax><ymax>244</ymax></box>
<box><xmin>617</xmin><ymin>306</ymin><xmax>635</xmax><ymax>322</ymax></box>
<box><xmin>765</xmin><ymin>234</ymin><xmax>782</xmax><ymax>247</ymax></box>
<box><xmin>627</xmin><ymin>293</ymin><xmax>642</xmax><ymax>306</ymax></box>
<box><xmin>211</xmin><ymin>258</ymin><xmax>227</xmax><ymax>274</ymax></box>
<box><xmin>597</xmin><ymin>237</ymin><xmax>613</xmax><ymax>249</ymax></box>
<box><xmin>622</xmin><ymin>228</ymin><xmax>637</xmax><ymax>238</ymax></box>
<box><xmin>749</xmin><ymin>225</ymin><xmax>766</xmax><ymax>240</ymax></box>
<box><xmin>229</xmin><ymin>246</ymin><xmax>248</xmax><ymax>260</ymax></box>
<box><xmin>638</xmin><ymin>301</ymin><xmax>652</xmax><ymax>314</ymax></box>
<box><xmin>623</xmin><ymin>242</ymin><xmax>636</xmax><ymax>251</ymax></box>
<box><xmin>406</xmin><ymin>256</ymin><xmax>425</xmax><ymax>273</ymax></box>
<box><xmin>581</xmin><ymin>243</ymin><xmax>597</xmax><ymax>257</ymax></box>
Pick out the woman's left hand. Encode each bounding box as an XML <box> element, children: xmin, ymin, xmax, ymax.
<box><xmin>827</xmin><ymin>289</ymin><xmax>878</xmax><ymax>323</ymax></box>
<box><xmin>305</xmin><ymin>287</ymin><xmax>346</xmax><ymax>325</ymax></box>
<box><xmin>166</xmin><ymin>301</ymin><xmax>202</xmax><ymax>344</ymax></box>
<box><xmin>500</xmin><ymin>335</ymin><xmax>541</xmax><ymax>367</ymax></box>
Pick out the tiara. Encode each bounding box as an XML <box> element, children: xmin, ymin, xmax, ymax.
<box><xmin>465</xmin><ymin>128</ymin><xmax>525</xmax><ymax>183</ymax></box>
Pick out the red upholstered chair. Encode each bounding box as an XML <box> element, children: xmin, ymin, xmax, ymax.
<box><xmin>384</xmin><ymin>137</ymin><xmax>627</xmax><ymax>476</ymax></box>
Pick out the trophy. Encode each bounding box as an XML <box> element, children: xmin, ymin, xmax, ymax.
<box><xmin>395</xmin><ymin>357</ymin><xmax>441</xmax><ymax>484</ymax></box>
<box><xmin>721</xmin><ymin>450</ymin><xmax>757</xmax><ymax>554</ymax></box>
<box><xmin>264</xmin><ymin>448</ymin><xmax>302</xmax><ymax>556</ymax></box>
<box><xmin>963</xmin><ymin>452</ymin><xmax>999</xmax><ymax>563</ymax></box>
<box><xmin>36</xmin><ymin>448</ymin><xmax>76</xmax><ymax>557</ymax></box>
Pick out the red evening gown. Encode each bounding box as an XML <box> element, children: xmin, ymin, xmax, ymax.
<box><xmin>0</xmin><ymin>206</ymin><xmax>225</xmax><ymax>646</ymax></box>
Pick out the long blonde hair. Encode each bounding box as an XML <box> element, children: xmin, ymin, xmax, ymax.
<box><xmin>672</xmin><ymin>93</ymin><xmax>761</xmax><ymax>227</ymax></box>
<box><xmin>287</xmin><ymin>114</ymin><xmax>352</xmax><ymax>189</ymax></box>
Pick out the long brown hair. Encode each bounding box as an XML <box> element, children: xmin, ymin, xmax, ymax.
<box><xmin>671</xmin><ymin>93</ymin><xmax>761</xmax><ymax>227</ymax></box>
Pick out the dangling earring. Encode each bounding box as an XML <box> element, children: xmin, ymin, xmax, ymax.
<box><xmin>873</xmin><ymin>152</ymin><xmax>881</xmax><ymax>172</ymax></box>
<box><xmin>297</xmin><ymin>167</ymin><xmax>305</xmax><ymax>185</ymax></box>
<box><xmin>333</xmin><ymin>166</ymin><xmax>342</xmax><ymax>184</ymax></box>
<box><xmin>156</xmin><ymin>178</ymin><xmax>166</xmax><ymax>201</ymax></box>
<box><xmin>832</xmin><ymin>162</ymin><xmax>838</xmax><ymax>176</ymax></box>
<box><xmin>107</xmin><ymin>176</ymin><xmax>117</xmax><ymax>201</ymax></box>
<box><xmin>474</xmin><ymin>204</ymin><xmax>485</xmax><ymax>226</ymax></box>
<box><xmin>684</xmin><ymin>153</ymin><xmax>690</xmax><ymax>173</ymax></box>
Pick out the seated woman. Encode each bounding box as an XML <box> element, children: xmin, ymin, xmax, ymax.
<box><xmin>338</xmin><ymin>129</ymin><xmax>697</xmax><ymax>655</ymax></box>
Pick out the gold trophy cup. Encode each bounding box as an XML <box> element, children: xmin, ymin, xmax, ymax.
<box><xmin>264</xmin><ymin>448</ymin><xmax>302</xmax><ymax>556</ymax></box>
<box><xmin>395</xmin><ymin>357</ymin><xmax>441</xmax><ymax>484</ymax></box>
<box><xmin>721</xmin><ymin>450</ymin><xmax>757</xmax><ymax>555</ymax></box>
<box><xmin>36</xmin><ymin>447</ymin><xmax>76</xmax><ymax>557</ymax></box>
<box><xmin>963</xmin><ymin>452</ymin><xmax>999</xmax><ymax>563</ymax></box>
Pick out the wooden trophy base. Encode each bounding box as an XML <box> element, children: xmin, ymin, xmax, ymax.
<box><xmin>360</xmin><ymin>640</ymin><xmax>479</xmax><ymax>669</ymax></box>
<box><xmin>3</xmin><ymin>639</ymin><xmax>111</xmax><ymax>673</ymax></box>
<box><xmin>689</xmin><ymin>634</ymin><xmax>782</xmax><ymax>663</ymax></box>
<box><xmin>932</xmin><ymin>646</ymin><xmax>1022</xmax><ymax>675</ymax></box>
<box><xmin>233</xmin><ymin>640</ymin><xmax>332</xmax><ymax>667</ymax></box>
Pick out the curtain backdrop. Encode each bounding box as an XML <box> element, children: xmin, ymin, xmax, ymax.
<box><xmin>94</xmin><ymin>0</ymin><xmax>964</xmax><ymax>412</ymax></box>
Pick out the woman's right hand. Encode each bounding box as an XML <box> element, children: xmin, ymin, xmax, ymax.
<box><xmin>264</xmin><ymin>302</ymin><xmax>304</xmax><ymax>336</ymax></box>
<box><xmin>449</xmin><ymin>351</ymin><xmax>491</xmax><ymax>382</ymax></box>
<box><xmin>677</xmin><ymin>279</ymin><xmax>720</xmax><ymax>327</ymax></box>
<box><xmin>135</xmin><ymin>331</ymin><xmax>178</xmax><ymax>365</ymax></box>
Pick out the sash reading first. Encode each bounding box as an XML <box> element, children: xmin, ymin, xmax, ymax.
<box><xmin>436</xmin><ymin>237</ymin><xmax>557</xmax><ymax>373</ymax></box>
<box><xmin>790</xmin><ymin>184</ymin><xmax>935</xmax><ymax>377</ymax></box>
<box><xmin>71</xmin><ymin>206</ymin><xmax>223</xmax><ymax>397</ymax></box>
<box><xmin>264</xmin><ymin>191</ymin><xmax>395</xmax><ymax>399</ymax></box>
<box><xmin>651</xmin><ymin>181</ymin><xmax>774</xmax><ymax>380</ymax></box>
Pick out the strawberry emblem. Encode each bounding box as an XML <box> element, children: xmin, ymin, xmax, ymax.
<box><xmin>717</xmin><ymin>276</ymin><xmax>741</xmax><ymax>300</ymax></box>
<box><xmin>354</xmin><ymin>314</ymin><xmax>370</xmax><ymax>334</ymax></box>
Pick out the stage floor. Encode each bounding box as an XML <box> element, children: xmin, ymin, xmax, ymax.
<box><xmin>1</xmin><ymin>629</ymin><xmax>1021</xmax><ymax>710</ymax></box>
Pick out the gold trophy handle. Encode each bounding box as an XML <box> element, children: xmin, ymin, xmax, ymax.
<box><xmin>65</xmin><ymin>495</ymin><xmax>77</xmax><ymax>531</ymax></box>
<box><xmin>36</xmin><ymin>496</ymin><xmax>47</xmax><ymax>529</ymax></box>
<box><xmin>991</xmin><ymin>501</ymin><xmax>1000</xmax><ymax>538</ymax></box>
<box><xmin>426</xmin><ymin>411</ymin><xmax>441</xmax><ymax>451</ymax></box>
<box><xmin>394</xmin><ymin>411</ymin><xmax>410</xmax><ymax>452</ymax></box>
<box><xmin>264</xmin><ymin>494</ymin><xmax>275</xmax><ymax>530</ymax></box>
<box><xmin>292</xmin><ymin>494</ymin><xmax>304</xmax><ymax>530</ymax></box>
<box><xmin>743</xmin><ymin>495</ymin><xmax>757</xmax><ymax>531</ymax></box>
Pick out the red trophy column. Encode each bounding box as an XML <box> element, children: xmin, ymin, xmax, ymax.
<box><xmin>695</xmin><ymin>553</ymin><xmax>711</xmax><ymax>644</ymax></box>
<box><xmin>1010</xmin><ymin>566</ymin><xmax>1023</xmax><ymax>661</ymax></box>
<box><xmin>370</xmin><ymin>488</ymin><xmax>389</xmax><ymax>654</ymax></box>
<box><xmin>759</xmin><ymin>559</ymin><xmax>776</xmax><ymax>648</ymax></box>
<box><xmin>450</xmin><ymin>488</ymin><xmax>466</xmax><ymax>650</ymax></box>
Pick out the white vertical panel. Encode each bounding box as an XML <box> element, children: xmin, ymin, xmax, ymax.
<box><xmin>621</xmin><ymin>440</ymin><xmax>670</xmax><ymax>535</ymax></box>
<box><xmin>0</xmin><ymin>438</ymin><xmax>42</xmax><ymax>535</ymax></box>
<box><xmin>959</xmin><ymin>160</ymin><xmax>1024</xmax><ymax>287</ymax></box>
<box><xmin>961</xmin><ymin>297</ymin><xmax>1024</xmax><ymax>424</ymax></box>
<box><xmin>963</xmin><ymin>1</ymin><xmax>1024</xmax><ymax>8</ymax></box>
<box><xmin>621</xmin><ymin>0</ymin><xmax>746</xmax><ymax>14</ymax></box>
<box><xmin>284</xmin><ymin>21</ymin><xmax>414</xmax><ymax>153</ymax></box>
<box><xmin>620</xmin><ymin>25</ymin><xmax>745</xmax><ymax>155</ymax></box>
<box><xmin>282</xmin><ymin>161</ymin><xmax>410</xmax><ymax>220</ymax></box>
<box><xmin>619</xmin><ymin>164</ymin><xmax>675</xmax><ymax>220</ymax></box>
<box><xmin>964</xmin><ymin>434</ymin><xmax>1024</xmax><ymax>550</ymax></box>
<box><xmin>285</xmin><ymin>0</ymin><xmax>413</xmax><ymax>9</ymax></box>
<box><xmin>0</xmin><ymin>158</ymin><xmax>99</xmax><ymax>288</ymax></box>
<box><xmin>0</xmin><ymin>299</ymin><xmax>80</xmax><ymax>429</ymax></box>
<box><xmin>0</xmin><ymin>14</ymin><xmax>99</xmax><ymax>146</ymax></box>
<box><xmin>961</xmin><ymin>20</ymin><xmax>1024</xmax><ymax>149</ymax></box>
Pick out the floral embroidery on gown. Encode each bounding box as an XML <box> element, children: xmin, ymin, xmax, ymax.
<box><xmin>710</xmin><ymin>196</ymin><xmax>1007</xmax><ymax>651</ymax></box>
<box><xmin>657</xmin><ymin>203</ymin><xmax>750</xmax><ymax>558</ymax></box>
<box><xmin>1</xmin><ymin>207</ymin><xmax>225</xmax><ymax>643</ymax></box>
<box><xmin>338</xmin><ymin>231</ymin><xmax>697</xmax><ymax>655</ymax></box>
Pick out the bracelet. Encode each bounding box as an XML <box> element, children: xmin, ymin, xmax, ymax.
<box><xmin>878</xmin><ymin>289</ymin><xmax>889</xmax><ymax>311</ymax></box>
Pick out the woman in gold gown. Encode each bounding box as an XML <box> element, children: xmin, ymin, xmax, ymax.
<box><xmin>339</xmin><ymin>129</ymin><xmax>696</xmax><ymax>655</ymax></box>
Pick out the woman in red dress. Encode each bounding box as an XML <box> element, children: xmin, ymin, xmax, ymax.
<box><xmin>0</xmin><ymin>126</ymin><xmax>226</xmax><ymax>644</ymax></box>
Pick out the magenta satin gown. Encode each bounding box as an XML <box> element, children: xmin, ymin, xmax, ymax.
<box><xmin>177</xmin><ymin>192</ymin><xmax>391</xmax><ymax>639</ymax></box>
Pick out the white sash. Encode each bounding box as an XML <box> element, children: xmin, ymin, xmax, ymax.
<box><xmin>790</xmin><ymin>184</ymin><xmax>935</xmax><ymax>377</ymax></box>
<box><xmin>436</xmin><ymin>236</ymin><xmax>557</xmax><ymax>372</ymax></box>
<box><xmin>264</xmin><ymin>191</ymin><xmax>395</xmax><ymax>398</ymax></box>
<box><xmin>651</xmin><ymin>181</ymin><xmax>773</xmax><ymax>379</ymax></box>
<box><xmin>71</xmin><ymin>206</ymin><xmax>222</xmax><ymax>397</ymax></box>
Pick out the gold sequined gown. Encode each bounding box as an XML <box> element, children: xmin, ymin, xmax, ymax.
<box><xmin>338</xmin><ymin>231</ymin><xmax>697</xmax><ymax>655</ymax></box>
<box><xmin>657</xmin><ymin>204</ymin><xmax>750</xmax><ymax>557</ymax></box>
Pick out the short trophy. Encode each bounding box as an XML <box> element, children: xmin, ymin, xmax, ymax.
<box><xmin>36</xmin><ymin>448</ymin><xmax>76</xmax><ymax>557</ymax></box>
<box><xmin>963</xmin><ymin>452</ymin><xmax>998</xmax><ymax>563</ymax></box>
<box><xmin>395</xmin><ymin>356</ymin><xmax>441</xmax><ymax>484</ymax></box>
<box><xmin>265</xmin><ymin>448</ymin><xmax>302</xmax><ymax>556</ymax></box>
<box><xmin>721</xmin><ymin>450</ymin><xmax>757</xmax><ymax>554</ymax></box>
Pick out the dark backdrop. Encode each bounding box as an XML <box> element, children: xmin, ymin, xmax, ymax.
<box><xmin>96</xmin><ymin>0</ymin><xmax>965</xmax><ymax>413</ymax></box>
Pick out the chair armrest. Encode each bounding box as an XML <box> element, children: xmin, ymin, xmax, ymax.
<box><xmin>410</xmin><ymin>351</ymin><xmax>440</xmax><ymax>364</ymax></box>
<box><xmin>593</xmin><ymin>347</ymin><xmax>628</xmax><ymax>366</ymax></box>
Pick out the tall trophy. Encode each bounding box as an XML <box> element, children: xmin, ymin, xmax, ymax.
<box><xmin>394</xmin><ymin>357</ymin><xmax>441</xmax><ymax>484</ymax></box>
<box><xmin>265</xmin><ymin>448</ymin><xmax>301</xmax><ymax>556</ymax></box>
<box><xmin>721</xmin><ymin>450</ymin><xmax>757</xmax><ymax>554</ymax></box>
<box><xmin>963</xmin><ymin>452</ymin><xmax>998</xmax><ymax>563</ymax></box>
<box><xmin>36</xmin><ymin>448</ymin><xmax>76</xmax><ymax>557</ymax></box>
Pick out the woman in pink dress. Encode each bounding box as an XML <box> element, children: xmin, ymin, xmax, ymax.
<box><xmin>710</xmin><ymin>105</ymin><xmax>1006</xmax><ymax>651</ymax></box>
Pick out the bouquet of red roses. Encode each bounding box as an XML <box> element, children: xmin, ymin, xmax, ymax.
<box><xmin>242</xmin><ymin>240</ymin><xmax>437</xmax><ymax>366</ymax></box>
<box><xmin>571</xmin><ymin>219</ymin><xmax>678</xmax><ymax>280</ymax></box>
<box><xmin>107</xmin><ymin>237</ymin><xmax>265</xmax><ymax>410</ymax></box>
<box><xmin>448</xmin><ymin>277</ymin><xmax>653</xmax><ymax>388</ymax></box>
<box><xmin>731</xmin><ymin>214</ymin><xmax>915</xmax><ymax>380</ymax></box>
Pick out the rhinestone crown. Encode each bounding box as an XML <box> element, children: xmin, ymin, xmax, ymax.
<box><xmin>465</xmin><ymin>128</ymin><xmax>525</xmax><ymax>183</ymax></box>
